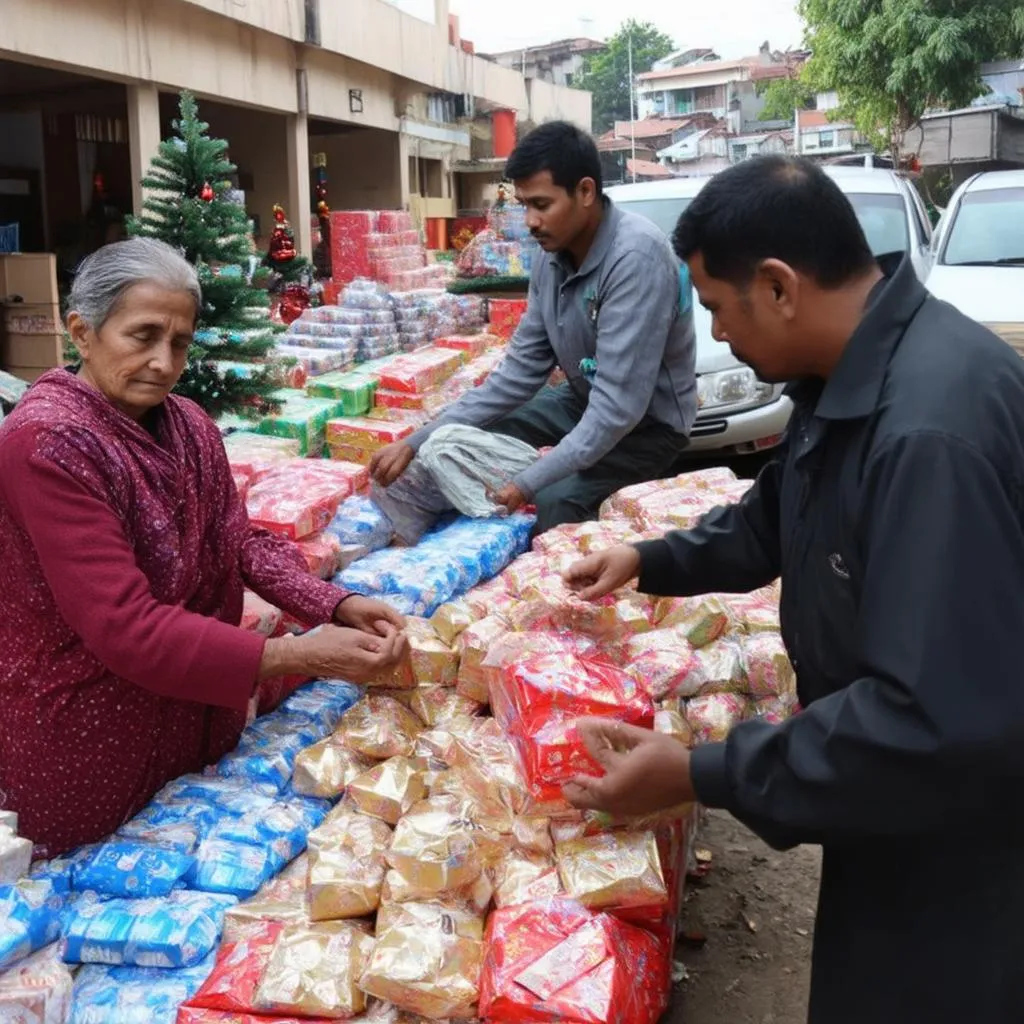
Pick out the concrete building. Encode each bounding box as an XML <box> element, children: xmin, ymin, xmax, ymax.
<box><xmin>484</xmin><ymin>38</ymin><xmax>606</xmax><ymax>89</ymax></box>
<box><xmin>0</xmin><ymin>0</ymin><xmax>590</xmax><ymax>262</ymax></box>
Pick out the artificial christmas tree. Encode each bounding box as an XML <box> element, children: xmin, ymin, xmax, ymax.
<box><xmin>264</xmin><ymin>204</ymin><xmax>312</xmax><ymax>325</ymax></box>
<box><xmin>127</xmin><ymin>91</ymin><xmax>282</xmax><ymax>419</ymax></box>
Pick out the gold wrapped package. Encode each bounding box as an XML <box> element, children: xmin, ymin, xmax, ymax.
<box><xmin>555</xmin><ymin>830</ymin><xmax>668</xmax><ymax>911</ymax></box>
<box><xmin>223</xmin><ymin>856</ymin><xmax>311</xmax><ymax>942</ymax></box>
<box><xmin>338</xmin><ymin>696</ymin><xmax>425</xmax><ymax>760</ymax></box>
<box><xmin>655</xmin><ymin>707</ymin><xmax>695</xmax><ymax>748</ymax></box>
<box><xmin>429</xmin><ymin>599</ymin><xmax>476</xmax><ymax>646</ymax></box>
<box><xmin>741</xmin><ymin>632</ymin><xmax>796</xmax><ymax>700</ymax></box>
<box><xmin>656</xmin><ymin>595</ymin><xmax>738</xmax><ymax>648</ymax></box>
<box><xmin>491</xmin><ymin>854</ymin><xmax>563</xmax><ymax>908</ymax></box>
<box><xmin>307</xmin><ymin>810</ymin><xmax>393</xmax><ymax>921</ymax></box>
<box><xmin>686</xmin><ymin>692</ymin><xmax>751</xmax><ymax>744</ymax></box>
<box><xmin>455</xmin><ymin>616</ymin><xmax>510</xmax><ymax>704</ymax></box>
<box><xmin>689</xmin><ymin>639</ymin><xmax>747</xmax><ymax>697</ymax></box>
<box><xmin>385</xmin><ymin>798</ymin><xmax>500</xmax><ymax>901</ymax></box>
<box><xmin>410</xmin><ymin>686</ymin><xmax>482</xmax><ymax>728</ymax></box>
<box><xmin>347</xmin><ymin>757</ymin><xmax>427</xmax><ymax>825</ymax></box>
<box><xmin>254</xmin><ymin>921</ymin><xmax>376</xmax><ymax>1019</ymax></box>
<box><xmin>404</xmin><ymin>618</ymin><xmax>460</xmax><ymax>686</ymax></box>
<box><xmin>361</xmin><ymin>905</ymin><xmax>483</xmax><ymax>1019</ymax></box>
<box><xmin>292</xmin><ymin>738</ymin><xmax>375</xmax><ymax>799</ymax></box>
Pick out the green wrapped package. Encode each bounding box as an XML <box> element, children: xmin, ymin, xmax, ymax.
<box><xmin>257</xmin><ymin>393</ymin><xmax>345</xmax><ymax>456</ymax></box>
<box><xmin>306</xmin><ymin>370</ymin><xmax>379</xmax><ymax>415</ymax></box>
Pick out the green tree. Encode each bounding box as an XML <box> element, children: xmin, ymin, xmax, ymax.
<box><xmin>796</xmin><ymin>0</ymin><xmax>1024</xmax><ymax>163</ymax></box>
<box><xmin>127</xmin><ymin>91</ymin><xmax>282</xmax><ymax>420</ymax></box>
<box><xmin>575</xmin><ymin>20</ymin><xmax>675</xmax><ymax>133</ymax></box>
<box><xmin>758</xmin><ymin>75</ymin><xmax>817</xmax><ymax>122</ymax></box>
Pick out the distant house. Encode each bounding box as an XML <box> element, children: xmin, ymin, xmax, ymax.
<box><xmin>483</xmin><ymin>38</ymin><xmax>606</xmax><ymax>88</ymax></box>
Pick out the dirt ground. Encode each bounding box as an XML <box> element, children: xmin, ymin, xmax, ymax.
<box><xmin>664</xmin><ymin>810</ymin><xmax>821</xmax><ymax>1024</ymax></box>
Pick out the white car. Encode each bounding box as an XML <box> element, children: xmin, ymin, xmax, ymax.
<box><xmin>607</xmin><ymin>165</ymin><xmax>934</xmax><ymax>455</ymax></box>
<box><xmin>926</xmin><ymin>169</ymin><xmax>1024</xmax><ymax>356</ymax></box>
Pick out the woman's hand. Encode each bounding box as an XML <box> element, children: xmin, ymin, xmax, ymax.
<box><xmin>335</xmin><ymin>595</ymin><xmax>406</xmax><ymax>637</ymax></box>
<box><xmin>261</xmin><ymin>625</ymin><xmax>408</xmax><ymax>685</ymax></box>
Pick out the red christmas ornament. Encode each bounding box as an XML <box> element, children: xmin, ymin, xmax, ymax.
<box><xmin>279</xmin><ymin>283</ymin><xmax>310</xmax><ymax>324</ymax></box>
<box><xmin>200</xmin><ymin>182</ymin><xmax>215</xmax><ymax>202</ymax></box>
<box><xmin>268</xmin><ymin>203</ymin><xmax>297</xmax><ymax>264</ymax></box>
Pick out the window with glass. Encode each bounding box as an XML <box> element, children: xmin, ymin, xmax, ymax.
<box><xmin>940</xmin><ymin>188</ymin><xmax>1024</xmax><ymax>266</ymax></box>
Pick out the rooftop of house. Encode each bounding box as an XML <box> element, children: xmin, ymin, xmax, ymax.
<box><xmin>483</xmin><ymin>37</ymin><xmax>606</xmax><ymax>61</ymax></box>
<box><xmin>638</xmin><ymin>56</ymin><xmax>759</xmax><ymax>83</ymax></box>
<box><xmin>626</xmin><ymin>158</ymin><xmax>676</xmax><ymax>179</ymax></box>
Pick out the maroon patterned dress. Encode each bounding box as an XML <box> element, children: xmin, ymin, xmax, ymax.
<box><xmin>0</xmin><ymin>370</ymin><xmax>347</xmax><ymax>857</ymax></box>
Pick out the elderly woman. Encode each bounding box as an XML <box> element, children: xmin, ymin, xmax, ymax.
<box><xmin>0</xmin><ymin>238</ymin><xmax>407</xmax><ymax>858</ymax></box>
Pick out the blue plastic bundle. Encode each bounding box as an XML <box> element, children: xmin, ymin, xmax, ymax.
<box><xmin>71</xmin><ymin>842</ymin><xmax>195</xmax><ymax>899</ymax></box>
<box><xmin>184</xmin><ymin>838</ymin><xmax>283</xmax><ymax>898</ymax></box>
<box><xmin>280</xmin><ymin>679</ymin><xmax>363</xmax><ymax>732</ymax></box>
<box><xmin>238</xmin><ymin>712</ymin><xmax>324</xmax><ymax>752</ymax></box>
<box><xmin>155</xmin><ymin>774</ymin><xmax>279</xmax><ymax>810</ymax></box>
<box><xmin>325</xmin><ymin>495</ymin><xmax>394</xmax><ymax>551</ymax></box>
<box><xmin>114</xmin><ymin>821</ymin><xmax>201</xmax><ymax>855</ymax></box>
<box><xmin>214</xmin><ymin>746</ymin><xmax>294</xmax><ymax>791</ymax></box>
<box><xmin>70</xmin><ymin>953</ymin><xmax>216</xmax><ymax>1024</ymax></box>
<box><xmin>62</xmin><ymin>890</ymin><xmax>235</xmax><ymax>968</ymax></box>
<box><xmin>0</xmin><ymin>877</ymin><xmax>67</xmax><ymax>969</ymax></box>
<box><xmin>205</xmin><ymin>798</ymin><xmax>328</xmax><ymax>865</ymax></box>
<box><xmin>122</xmin><ymin>797</ymin><xmax>222</xmax><ymax>833</ymax></box>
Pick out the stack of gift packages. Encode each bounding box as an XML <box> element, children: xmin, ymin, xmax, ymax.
<box><xmin>0</xmin><ymin>455</ymin><xmax>798</xmax><ymax>1023</ymax></box>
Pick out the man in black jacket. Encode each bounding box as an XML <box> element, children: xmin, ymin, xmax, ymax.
<box><xmin>563</xmin><ymin>155</ymin><xmax>1024</xmax><ymax>1024</ymax></box>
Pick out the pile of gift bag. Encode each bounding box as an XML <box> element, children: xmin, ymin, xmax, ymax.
<box><xmin>0</xmin><ymin>461</ymin><xmax>798</xmax><ymax>1024</ymax></box>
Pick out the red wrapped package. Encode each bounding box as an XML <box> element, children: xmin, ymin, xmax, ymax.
<box><xmin>246</xmin><ymin>475</ymin><xmax>350</xmax><ymax>540</ymax></box>
<box><xmin>241</xmin><ymin>591</ymin><xmax>283</xmax><ymax>636</ymax></box>
<box><xmin>488</xmin><ymin>298</ymin><xmax>528</xmax><ymax>340</ymax></box>
<box><xmin>295</xmin><ymin>530</ymin><xmax>344</xmax><ymax>580</ymax></box>
<box><xmin>434</xmin><ymin>333</ymin><xmax>494</xmax><ymax>360</ymax></box>
<box><xmin>478</xmin><ymin>898</ymin><xmax>671</xmax><ymax>1023</ymax></box>
<box><xmin>232</xmin><ymin>471</ymin><xmax>251</xmax><ymax>499</ymax></box>
<box><xmin>374</xmin><ymin>388</ymin><xmax>448</xmax><ymax>414</ymax></box>
<box><xmin>326</xmin><ymin>417</ymin><xmax>414</xmax><ymax>451</ymax></box>
<box><xmin>491</xmin><ymin>653</ymin><xmax>654</xmax><ymax>806</ymax></box>
<box><xmin>378</xmin><ymin>210</ymin><xmax>414</xmax><ymax>234</ymax></box>
<box><xmin>377</xmin><ymin>348</ymin><xmax>464</xmax><ymax>394</ymax></box>
<box><xmin>184</xmin><ymin>921</ymin><xmax>282</xmax><ymax>1012</ymax></box>
<box><xmin>265</xmin><ymin>458</ymin><xmax>370</xmax><ymax>495</ymax></box>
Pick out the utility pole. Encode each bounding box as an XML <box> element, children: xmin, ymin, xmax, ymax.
<box><xmin>628</xmin><ymin>27</ymin><xmax>637</xmax><ymax>182</ymax></box>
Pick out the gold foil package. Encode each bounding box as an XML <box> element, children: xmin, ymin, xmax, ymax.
<box><xmin>338</xmin><ymin>696</ymin><xmax>425</xmax><ymax>760</ymax></box>
<box><xmin>347</xmin><ymin>757</ymin><xmax>427</xmax><ymax>826</ymax></box>
<box><xmin>385</xmin><ymin>799</ymin><xmax>488</xmax><ymax>899</ymax></box>
<box><xmin>307</xmin><ymin>810</ymin><xmax>393</xmax><ymax>921</ymax></box>
<box><xmin>360</xmin><ymin>907</ymin><xmax>483</xmax><ymax>1020</ymax></box>
<box><xmin>741</xmin><ymin>632</ymin><xmax>796</xmax><ymax>700</ymax></box>
<box><xmin>491</xmin><ymin>854</ymin><xmax>563</xmax><ymax>908</ymax></box>
<box><xmin>429</xmin><ymin>599</ymin><xmax>477</xmax><ymax>646</ymax></box>
<box><xmin>654</xmin><ymin>707</ymin><xmax>694</xmax><ymax>747</ymax></box>
<box><xmin>656</xmin><ymin>595</ymin><xmax>737</xmax><ymax>648</ymax></box>
<box><xmin>292</xmin><ymin>738</ymin><xmax>375</xmax><ymax>799</ymax></box>
<box><xmin>685</xmin><ymin>693</ymin><xmax>751</xmax><ymax>744</ymax></box>
<box><xmin>455</xmin><ymin>616</ymin><xmax>510</xmax><ymax>704</ymax></box>
<box><xmin>254</xmin><ymin>921</ymin><xmax>376</xmax><ymax>1019</ymax></box>
<box><xmin>411</xmin><ymin>686</ymin><xmax>483</xmax><ymax>728</ymax></box>
<box><xmin>223</xmin><ymin>857</ymin><xmax>311</xmax><ymax>942</ymax></box>
<box><xmin>404</xmin><ymin>618</ymin><xmax>460</xmax><ymax>686</ymax></box>
<box><xmin>555</xmin><ymin>830</ymin><xmax>668</xmax><ymax>911</ymax></box>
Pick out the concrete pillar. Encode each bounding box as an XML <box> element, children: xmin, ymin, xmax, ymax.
<box><xmin>399</xmin><ymin>132</ymin><xmax>413</xmax><ymax>210</ymax></box>
<box><xmin>127</xmin><ymin>83</ymin><xmax>161</xmax><ymax>216</ymax></box>
<box><xmin>286</xmin><ymin>112</ymin><xmax>312</xmax><ymax>258</ymax></box>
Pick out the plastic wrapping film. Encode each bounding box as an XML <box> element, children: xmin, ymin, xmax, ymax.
<box><xmin>62</xmin><ymin>891</ymin><xmax>236</xmax><ymax>968</ymax></box>
<box><xmin>337</xmin><ymin>696</ymin><xmax>425</xmax><ymax>760</ymax></box>
<box><xmin>70</xmin><ymin>842</ymin><xmax>195</xmax><ymax>898</ymax></box>
<box><xmin>554</xmin><ymin>830</ymin><xmax>668</xmax><ymax>912</ymax></box>
<box><xmin>0</xmin><ymin>878</ymin><xmax>67</xmax><ymax>971</ymax></box>
<box><xmin>307</xmin><ymin>809</ymin><xmax>393</xmax><ymax>921</ymax></box>
<box><xmin>246</xmin><ymin>475</ymin><xmax>351</xmax><ymax>540</ymax></box>
<box><xmin>346</xmin><ymin>758</ymin><xmax>427</xmax><ymax>826</ymax></box>
<box><xmin>478</xmin><ymin>898</ymin><xmax>670</xmax><ymax>1024</ymax></box>
<box><xmin>685</xmin><ymin>693</ymin><xmax>752</xmax><ymax>744</ymax></box>
<box><xmin>0</xmin><ymin>944</ymin><xmax>74</xmax><ymax>1024</ymax></box>
<box><xmin>292</xmin><ymin>738</ymin><xmax>375</xmax><ymax>800</ymax></box>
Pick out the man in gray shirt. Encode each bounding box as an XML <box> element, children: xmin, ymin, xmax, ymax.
<box><xmin>370</xmin><ymin>121</ymin><xmax>697</xmax><ymax>534</ymax></box>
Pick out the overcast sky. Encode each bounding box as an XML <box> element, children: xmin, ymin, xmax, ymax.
<box><xmin>387</xmin><ymin>0</ymin><xmax>805</xmax><ymax>59</ymax></box>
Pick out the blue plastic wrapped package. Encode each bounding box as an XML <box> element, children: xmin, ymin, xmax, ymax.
<box><xmin>62</xmin><ymin>891</ymin><xmax>235</xmax><ymax>968</ymax></box>
<box><xmin>214</xmin><ymin>748</ymin><xmax>294</xmax><ymax>792</ymax></box>
<box><xmin>156</xmin><ymin>775</ymin><xmax>280</xmax><ymax>811</ymax></box>
<box><xmin>70</xmin><ymin>953</ymin><xmax>216</xmax><ymax>1024</ymax></box>
<box><xmin>325</xmin><ymin>496</ymin><xmax>394</xmax><ymax>551</ymax></box>
<box><xmin>280</xmin><ymin>680</ymin><xmax>363</xmax><ymax>733</ymax></box>
<box><xmin>122</xmin><ymin>798</ymin><xmax>222</xmax><ymax>833</ymax></box>
<box><xmin>0</xmin><ymin>878</ymin><xmax>67</xmax><ymax>970</ymax></box>
<box><xmin>185</xmin><ymin>839</ymin><xmax>284</xmax><ymax>899</ymax></box>
<box><xmin>205</xmin><ymin>799</ymin><xmax>328</xmax><ymax>865</ymax></box>
<box><xmin>238</xmin><ymin>712</ymin><xmax>324</xmax><ymax>752</ymax></box>
<box><xmin>71</xmin><ymin>842</ymin><xmax>196</xmax><ymax>898</ymax></box>
<box><xmin>114</xmin><ymin>821</ymin><xmax>200</xmax><ymax>855</ymax></box>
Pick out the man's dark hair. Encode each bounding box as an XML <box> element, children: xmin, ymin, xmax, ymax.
<box><xmin>505</xmin><ymin>120</ymin><xmax>603</xmax><ymax>197</ymax></box>
<box><xmin>673</xmin><ymin>155</ymin><xmax>876</xmax><ymax>288</ymax></box>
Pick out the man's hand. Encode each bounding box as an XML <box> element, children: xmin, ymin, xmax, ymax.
<box><xmin>370</xmin><ymin>441</ymin><xmax>415</xmax><ymax>487</ymax></box>
<box><xmin>562</xmin><ymin>545</ymin><xmax>642</xmax><ymax>601</ymax></box>
<box><xmin>300</xmin><ymin>625</ymin><xmax>409</xmax><ymax>684</ymax></box>
<box><xmin>491</xmin><ymin>482</ymin><xmax>527</xmax><ymax>515</ymax></box>
<box><xmin>335</xmin><ymin>594</ymin><xmax>406</xmax><ymax>637</ymax></box>
<box><xmin>563</xmin><ymin>719</ymin><xmax>694</xmax><ymax>818</ymax></box>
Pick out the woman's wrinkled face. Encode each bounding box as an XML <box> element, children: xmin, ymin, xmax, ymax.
<box><xmin>68</xmin><ymin>282</ymin><xmax>196</xmax><ymax>421</ymax></box>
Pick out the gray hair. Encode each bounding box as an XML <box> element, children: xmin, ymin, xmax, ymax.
<box><xmin>68</xmin><ymin>237</ymin><xmax>202</xmax><ymax>329</ymax></box>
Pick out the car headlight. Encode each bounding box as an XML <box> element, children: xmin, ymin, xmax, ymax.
<box><xmin>697</xmin><ymin>367</ymin><xmax>777</xmax><ymax>412</ymax></box>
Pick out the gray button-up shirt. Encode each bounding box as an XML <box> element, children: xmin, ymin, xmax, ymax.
<box><xmin>408</xmin><ymin>198</ymin><xmax>697</xmax><ymax>497</ymax></box>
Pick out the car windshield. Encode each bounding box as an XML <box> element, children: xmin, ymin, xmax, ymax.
<box><xmin>941</xmin><ymin>187</ymin><xmax>1024</xmax><ymax>266</ymax></box>
<box><xmin>616</xmin><ymin>190</ymin><xmax>910</xmax><ymax>258</ymax></box>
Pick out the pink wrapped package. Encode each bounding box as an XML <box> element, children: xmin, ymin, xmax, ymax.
<box><xmin>224</xmin><ymin>433</ymin><xmax>301</xmax><ymax>482</ymax></box>
<box><xmin>0</xmin><ymin>945</ymin><xmax>73</xmax><ymax>1024</ymax></box>
<box><xmin>617</xmin><ymin>627</ymin><xmax>697</xmax><ymax>701</ymax></box>
<box><xmin>326</xmin><ymin>417</ymin><xmax>414</xmax><ymax>451</ymax></box>
<box><xmin>685</xmin><ymin>693</ymin><xmax>750</xmax><ymax>744</ymax></box>
<box><xmin>296</xmin><ymin>531</ymin><xmax>345</xmax><ymax>580</ymax></box>
<box><xmin>265</xmin><ymin>458</ymin><xmax>370</xmax><ymax>495</ymax></box>
<box><xmin>377</xmin><ymin>348</ymin><xmax>465</xmax><ymax>394</ymax></box>
<box><xmin>741</xmin><ymin>633</ymin><xmax>796</xmax><ymax>699</ymax></box>
<box><xmin>687</xmin><ymin>639</ymin><xmax>747</xmax><ymax>697</ymax></box>
<box><xmin>241</xmin><ymin>591</ymin><xmax>284</xmax><ymax>637</ymax></box>
<box><xmin>246</xmin><ymin>475</ymin><xmax>351</xmax><ymax>540</ymax></box>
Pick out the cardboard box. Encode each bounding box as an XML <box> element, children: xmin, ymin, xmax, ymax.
<box><xmin>4</xmin><ymin>302</ymin><xmax>61</xmax><ymax>336</ymax></box>
<box><xmin>1</xmin><ymin>332</ymin><xmax>63</xmax><ymax>371</ymax></box>
<box><xmin>0</xmin><ymin>253</ymin><xmax>59</xmax><ymax>305</ymax></box>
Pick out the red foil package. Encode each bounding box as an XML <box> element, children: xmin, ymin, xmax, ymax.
<box><xmin>478</xmin><ymin>898</ymin><xmax>671</xmax><ymax>1023</ymax></box>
